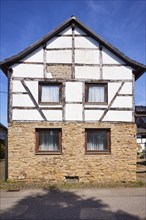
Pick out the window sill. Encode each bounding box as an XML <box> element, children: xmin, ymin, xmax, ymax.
<box><xmin>85</xmin><ymin>102</ymin><xmax>108</xmax><ymax>105</ymax></box>
<box><xmin>39</xmin><ymin>102</ymin><xmax>62</xmax><ymax>105</ymax></box>
<box><xmin>85</xmin><ymin>151</ymin><xmax>111</xmax><ymax>155</ymax></box>
<box><xmin>35</xmin><ymin>152</ymin><xmax>62</xmax><ymax>155</ymax></box>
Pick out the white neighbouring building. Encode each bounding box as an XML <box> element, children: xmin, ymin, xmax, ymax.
<box><xmin>0</xmin><ymin>16</ymin><xmax>146</xmax><ymax>183</ymax></box>
<box><xmin>135</xmin><ymin>106</ymin><xmax>146</xmax><ymax>152</ymax></box>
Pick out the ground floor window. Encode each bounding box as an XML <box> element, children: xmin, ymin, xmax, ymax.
<box><xmin>35</xmin><ymin>127</ymin><xmax>110</xmax><ymax>155</ymax></box>
<box><xmin>85</xmin><ymin>129</ymin><xmax>110</xmax><ymax>154</ymax></box>
<box><xmin>35</xmin><ymin>128</ymin><xmax>61</xmax><ymax>154</ymax></box>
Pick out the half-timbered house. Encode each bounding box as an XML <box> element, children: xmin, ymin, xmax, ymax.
<box><xmin>0</xmin><ymin>16</ymin><xmax>146</xmax><ymax>183</ymax></box>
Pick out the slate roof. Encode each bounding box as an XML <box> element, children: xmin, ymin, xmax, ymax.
<box><xmin>0</xmin><ymin>16</ymin><xmax>146</xmax><ymax>80</ymax></box>
<box><xmin>135</xmin><ymin>106</ymin><xmax>146</xmax><ymax>114</ymax></box>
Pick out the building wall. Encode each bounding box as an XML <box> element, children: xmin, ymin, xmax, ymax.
<box><xmin>137</xmin><ymin>135</ymin><xmax>146</xmax><ymax>152</ymax></box>
<box><xmin>8</xmin><ymin>122</ymin><xmax>137</xmax><ymax>183</ymax></box>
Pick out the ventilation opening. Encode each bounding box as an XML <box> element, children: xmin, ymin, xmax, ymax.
<box><xmin>65</xmin><ymin>176</ymin><xmax>79</xmax><ymax>183</ymax></box>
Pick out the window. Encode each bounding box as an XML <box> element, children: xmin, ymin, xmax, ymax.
<box><xmin>39</xmin><ymin>82</ymin><xmax>62</xmax><ymax>104</ymax></box>
<box><xmin>36</xmin><ymin>129</ymin><xmax>62</xmax><ymax>154</ymax></box>
<box><xmin>85</xmin><ymin>129</ymin><xmax>110</xmax><ymax>154</ymax></box>
<box><xmin>85</xmin><ymin>83</ymin><xmax>107</xmax><ymax>104</ymax></box>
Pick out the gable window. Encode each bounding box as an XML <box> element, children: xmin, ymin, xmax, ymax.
<box><xmin>36</xmin><ymin>129</ymin><xmax>62</xmax><ymax>154</ymax></box>
<box><xmin>85</xmin><ymin>129</ymin><xmax>110</xmax><ymax>154</ymax></box>
<box><xmin>39</xmin><ymin>82</ymin><xmax>61</xmax><ymax>104</ymax></box>
<box><xmin>85</xmin><ymin>83</ymin><xmax>107</xmax><ymax>104</ymax></box>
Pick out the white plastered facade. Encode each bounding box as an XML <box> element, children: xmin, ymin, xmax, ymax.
<box><xmin>11</xmin><ymin>26</ymin><xmax>134</xmax><ymax>122</ymax></box>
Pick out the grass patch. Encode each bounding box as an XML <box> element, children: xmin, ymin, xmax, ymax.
<box><xmin>0</xmin><ymin>180</ymin><xmax>145</xmax><ymax>190</ymax></box>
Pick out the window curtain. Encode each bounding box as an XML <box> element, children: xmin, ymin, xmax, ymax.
<box><xmin>88</xmin><ymin>86</ymin><xmax>104</xmax><ymax>102</ymax></box>
<box><xmin>39</xmin><ymin>131</ymin><xmax>59</xmax><ymax>151</ymax></box>
<box><xmin>41</xmin><ymin>85</ymin><xmax>59</xmax><ymax>102</ymax></box>
<box><xmin>87</xmin><ymin>131</ymin><xmax>107</xmax><ymax>150</ymax></box>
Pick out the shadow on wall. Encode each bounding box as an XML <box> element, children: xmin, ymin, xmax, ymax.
<box><xmin>0</xmin><ymin>187</ymin><xmax>142</xmax><ymax>220</ymax></box>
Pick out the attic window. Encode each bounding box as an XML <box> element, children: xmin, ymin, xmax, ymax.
<box><xmin>85</xmin><ymin>83</ymin><xmax>108</xmax><ymax>104</ymax></box>
<box><xmin>39</xmin><ymin>82</ymin><xmax>62</xmax><ymax>104</ymax></box>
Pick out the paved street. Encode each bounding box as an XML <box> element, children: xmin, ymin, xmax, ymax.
<box><xmin>0</xmin><ymin>188</ymin><xmax>146</xmax><ymax>220</ymax></box>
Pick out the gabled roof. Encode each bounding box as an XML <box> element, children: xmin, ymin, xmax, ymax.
<box><xmin>0</xmin><ymin>16</ymin><xmax>146</xmax><ymax>80</ymax></box>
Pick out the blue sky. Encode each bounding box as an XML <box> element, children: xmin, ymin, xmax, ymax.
<box><xmin>0</xmin><ymin>0</ymin><xmax>146</xmax><ymax>127</ymax></box>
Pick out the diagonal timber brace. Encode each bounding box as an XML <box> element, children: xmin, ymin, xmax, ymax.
<box><xmin>21</xmin><ymin>80</ymin><xmax>47</xmax><ymax>121</ymax></box>
<box><xmin>99</xmin><ymin>82</ymin><xmax>125</xmax><ymax>121</ymax></box>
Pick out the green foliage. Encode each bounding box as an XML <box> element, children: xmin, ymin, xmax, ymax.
<box><xmin>0</xmin><ymin>140</ymin><xmax>5</xmax><ymax>159</ymax></box>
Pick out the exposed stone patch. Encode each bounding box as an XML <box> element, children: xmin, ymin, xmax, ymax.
<box><xmin>46</xmin><ymin>65</ymin><xmax>72</xmax><ymax>79</ymax></box>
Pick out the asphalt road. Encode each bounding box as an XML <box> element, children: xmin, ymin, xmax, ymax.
<box><xmin>0</xmin><ymin>188</ymin><xmax>146</xmax><ymax>220</ymax></box>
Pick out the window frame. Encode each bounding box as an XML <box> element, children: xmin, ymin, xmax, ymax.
<box><xmin>85</xmin><ymin>128</ymin><xmax>111</xmax><ymax>154</ymax></box>
<box><xmin>35</xmin><ymin>128</ymin><xmax>62</xmax><ymax>155</ymax></box>
<box><xmin>38</xmin><ymin>82</ymin><xmax>62</xmax><ymax>105</ymax></box>
<box><xmin>85</xmin><ymin>83</ymin><xmax>108</xmax><ymax>105</ymax></box>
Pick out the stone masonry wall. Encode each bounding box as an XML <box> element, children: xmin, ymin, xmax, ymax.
<box><xmin>8</xmin><ymin>122</ymin><xmax>137</xmax><ymax>183</ymax></box>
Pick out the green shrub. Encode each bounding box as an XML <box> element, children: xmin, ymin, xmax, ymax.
<box><xmin>0</xmin><ymin>140</ymin><xmax>5</xmax><ymax>159</ymax></box>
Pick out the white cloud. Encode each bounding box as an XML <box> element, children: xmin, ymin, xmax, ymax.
<box><xmin>87</xmin><ymin>0</ymin><xmax>107</xmax><ymax>14</ymax></box>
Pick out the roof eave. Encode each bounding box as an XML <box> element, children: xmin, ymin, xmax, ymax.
<box><xmin>133</xmin><ymin>67</ymin><xmax>146</xmax><ymax>81</ymax></box>
<box><xmin>0</xmin><ymin>65</ymin><xmax>9</xmax><ymax>77</ymax></box>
